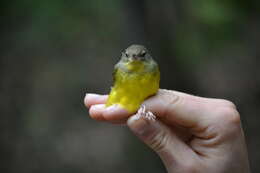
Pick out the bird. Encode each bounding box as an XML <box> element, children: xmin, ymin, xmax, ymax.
<box><xmin>106</xmin><ymin>44</ymin><xmax>160</xmax><ymax>113</ymax></box>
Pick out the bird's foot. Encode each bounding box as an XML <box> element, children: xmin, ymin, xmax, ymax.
<box><xmin>133</xmin><ymin>105</ymin><xmax>156</xmax><ymax>121</ymax></box>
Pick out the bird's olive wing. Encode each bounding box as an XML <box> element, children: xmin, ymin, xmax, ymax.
<box><xmin>112</xmin><ymin>63</ymin><xmax>120</xmax><ymax>83</ymax></box>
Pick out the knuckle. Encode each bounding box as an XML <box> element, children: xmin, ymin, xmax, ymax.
<box><xmin>160</xmin><ymin>90</ymin><xmax>181</xmax><ymax>114</ymax></box>
<box><xmin>211</xmin><ymin>99</ymin><xmax>240</xmax><ymax>126</ymax></box>
<box><xmin>215</xmin><ymin>106</ymin><xmax>241</xmax><ymax>135</ymax></box>
<box><xmin>149</xmin><ymin>129</ymin><xmax>170</xmax><ymax>152</ymax></box>
<box><xmin>220</xmin><ymin>107</ymin><xmax>241</xmax><ymax>125</ymax></box>
<box><xmin>160</xmin><ymin>89</ymin><xmax>180</xmax><ymax>104</ymax></box>
<box><xmin>166</xmin><ymin>94</ymin><xmax>181</xmax><ymax>109</ymax></box>
<box><xmin>219</xmin><ymin>99</ymin><xmax>237</xmax><ymax>109</ymax></box>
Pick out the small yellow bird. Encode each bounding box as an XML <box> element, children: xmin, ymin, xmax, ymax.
<box><xmin>106</xmin><ymin>44</ymin><xmax>160</xmax><ymax>113</ymax></box>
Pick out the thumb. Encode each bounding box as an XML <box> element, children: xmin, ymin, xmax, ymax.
<box><xmin>127</xmin><ymin>113</ymin><xmax>194</xmax><ymax>169</ymax></box>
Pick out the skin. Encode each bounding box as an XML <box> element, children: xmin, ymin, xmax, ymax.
<box><xmin>84</xmin><ymin>89</ymin><xmax>251</xmax><ymax>173</ymax></box>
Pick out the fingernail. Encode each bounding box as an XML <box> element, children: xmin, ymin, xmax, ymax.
<box><xmin>85</xmin><ymin>94</ymin><xmax>103</xmax><ymax>107</ymax></box>
<box><xmin>85</xmin><ymin>93</ymin><xmax>102</xmax><ymax>99</ymax></box>
<box><xmin>90</xmin><ymin>104</ymin><xmax>106</xmax><ymax>114</ymax></box>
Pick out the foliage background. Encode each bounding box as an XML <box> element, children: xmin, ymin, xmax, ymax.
<box><xmin>1</xmin><ymin>0</ymin><xmax>259</xmax><ymax>172</ymax></box>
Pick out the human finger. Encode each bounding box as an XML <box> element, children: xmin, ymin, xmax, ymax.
<box><xmin>89</xmin><ymin>104</ymin><xmax>129</xmax><ymax>124</ymax></box>
<box><xmin>142</xmin><ymin>89</ymin><xmax>215</xmax><ymax>128</ymax></box>
<box><xmin>84</xmin><ymin>93</ymin><xmax>108</xmax><ymax>108</ymax></box>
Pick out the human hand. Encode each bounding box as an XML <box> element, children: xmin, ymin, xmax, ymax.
<box><xmin>84</xmin><ymin>89</ymin><xmax>250</xmax><ymax>173</ymax></box>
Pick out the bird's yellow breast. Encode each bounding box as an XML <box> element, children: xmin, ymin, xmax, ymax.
<box><xmin>106</xmin><ymin>61</ymin><xmax>160</xmax><ymax>113</ymax></box>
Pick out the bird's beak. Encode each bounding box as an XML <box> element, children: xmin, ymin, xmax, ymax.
<box><xmin>129</xmin><ymin>56</ymin><xmax>140</xmax><ymax>61</ymax></box>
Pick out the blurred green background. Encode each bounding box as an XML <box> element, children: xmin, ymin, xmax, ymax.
<box><xmin>1</xmin><ymin>0</ymin><xmax>259</xmax><ymax>172</ymax></box>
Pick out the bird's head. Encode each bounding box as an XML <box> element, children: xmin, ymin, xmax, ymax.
<box><xmin>121</xmin><ymin>44</ymin><xmax>152</xmax><ymax>62</ymax></box>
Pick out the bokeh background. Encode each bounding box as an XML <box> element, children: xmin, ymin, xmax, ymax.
<box><xmin>1</xmin><ymin>0</ymin><xmax>259</xmax><ymax>172</ymax></box>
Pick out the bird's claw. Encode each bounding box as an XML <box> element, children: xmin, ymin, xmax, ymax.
<box><xmin>134</xmin><ymin>105</ymin><xmax>156</xmax><ymax>121</ymax></box>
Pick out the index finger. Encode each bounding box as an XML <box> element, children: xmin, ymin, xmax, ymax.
<box><xmin>84</xmin><ymin>89</ymin><xmax>216</xmax><ymax>126</ymax></box>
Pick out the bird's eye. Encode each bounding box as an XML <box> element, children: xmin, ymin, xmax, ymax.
<box><xmin>125</xmin><ymin>52</ymin><xmax>129</xmax><ymax>57</ymax></box>
<box><xmin>140</xmin><ymin>50</ymin><xmax>146</xmax><ymax>57</ymax></box>
<box><xmin>122</xmin><ymin>51</ymin><xmax>129</xmax><ymax>57</ymax></box>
